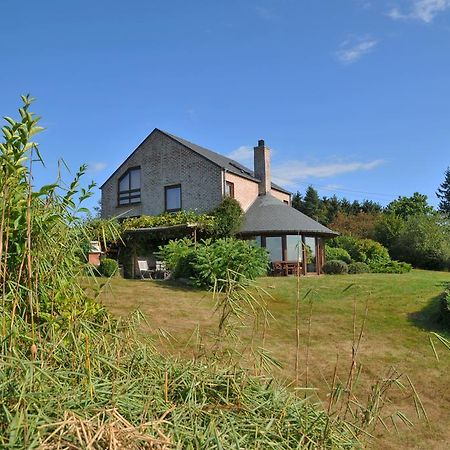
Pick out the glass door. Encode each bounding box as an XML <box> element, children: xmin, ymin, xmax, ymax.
<box><xmin>304</xmin><ymin>237</ymin><xmax>317</xmax><ymax>274</ymax></box>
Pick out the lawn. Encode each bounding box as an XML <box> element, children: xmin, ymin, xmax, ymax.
<box><xmin>98</xmin><ymin>270</ymin><xmax>450</xmax><ymax>449</ymax></box>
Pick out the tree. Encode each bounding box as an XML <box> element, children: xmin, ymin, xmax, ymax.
<box><xmin>385</xmin><ymin>192</ymin><xmax>433</xmax><ymax>219</ymax></box>
<box><xmin>391</xmin><ymin>214</ymin><xmax>450</xmax><ymax>270</ymax></box>
<box><xmin>291</xmin><ymin>191</ymin><xmax>303</xmax><ymax>211</ymax></box>
<box><xmin>330</xmin><ymin>212</ymin><xmax>380</xmax><ymax>239</ymax></box>
<box><xmin>301</xmin><ymin>186</ymin><xmax>325</xmax><ymax>222</ymax></box>
<box><xmin>437</xmin><ymin>166</ymin><xmax>450</xmax><ymax>214</ymax></box>
<box><xmin>323</xmin><ymin>195</ymin><xmax>340</xmax><ymax>225</ymax></box>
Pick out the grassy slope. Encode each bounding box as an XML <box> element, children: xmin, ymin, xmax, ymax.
<box><xmin>99</xmin><ymin>270</ymin><xmax>450</xmax><ymax>449</ymax></box>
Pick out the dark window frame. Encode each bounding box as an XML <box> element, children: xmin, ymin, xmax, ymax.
<box><xmin>117</xmin><ymin>166</ymin><xmax>141</xmax><ymax>206</ymax></box>
<box><xmin>164</xmin><ymin>184</ymin><xmax>182</xmax><ymax>212</ymax></box>
<box><xmin>225</xmin><ymin>181</ymin><xmax>235</xmax><ymax>198</ymax></box>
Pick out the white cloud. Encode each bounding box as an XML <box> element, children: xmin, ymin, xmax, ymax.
<box><xmin>227</xmin><ymin>145</ymin><xmax>254</xmax><ymax>164</ymax></box>
<box><xmin>336</xmin><ymin>37</ymin><xmax>379</xmax><ymax>64</ymax></box>
<box><xmin>388</xmin><ymin>0</ymin><xmax>450</xmax><ymax>23</ymax></box>
<box><xmin>271</xmin><ymin>159</ymin><xmax>384</xmax><ymax>187</ymax></box>
<box><xmin>89</xmin><ymin>162</ymin><xmax>107</xmax><ymax>173</ymax></box>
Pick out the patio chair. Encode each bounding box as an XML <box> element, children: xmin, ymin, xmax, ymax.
<box><xmin>137</xmin><ymin>259</ymin><xmax>154</xmax><ymax>280</ymax></box>
<box><xmin>155</xmin><ymin>260</ymin><xmax>171</xmax><ymax>280</ymax></box>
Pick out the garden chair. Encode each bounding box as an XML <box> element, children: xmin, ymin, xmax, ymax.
<box><xmin>137</xmin><ymin>259</ymin><xmax>154</xmax><ymax>280</ymax></box>
<box><xmin>155</xmin><ymin>260</ymin><xmax>171</xmax><ymax>280</ymax></box>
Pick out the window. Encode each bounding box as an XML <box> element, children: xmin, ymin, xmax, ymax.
<box><xmin>118</xmin><ymin>167</ymin><xmax>141</xmax><ymax>205</ymax></box>
<box><xmin>225</xmin><ymin>181</ymin><xmax>235</xmax><ymax>198</ymax></box>
<box><xmin>286</xmin><ymin>235</ymin><xmax>303</xmax><ymax>262</ymax></box>
<box><xmin>165</xmin><ymin>184</ymin><xmax>181</xmax><ymax>212</ymax></box>
<box><xmin>283</xmin><ymin>200</ymin><xmax>289</xmax><ymax>205</ymax></box>
<box><xmin>265</xmin><ymin>236</ymin><xmax>283</xmax><ymax>261</ymax></box>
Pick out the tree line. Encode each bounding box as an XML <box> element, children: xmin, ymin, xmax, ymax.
<box><xmin>291</xmin><ymin>168</ymin><xmax>450</xmax><ymax>271</ymax></box>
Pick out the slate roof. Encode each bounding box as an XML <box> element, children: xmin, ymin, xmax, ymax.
<box><xmin>239</xmin><ymin>193</ymin><xmax>338</xmax><ymax>237</ymax></box>
<box><xmin>161</xmin><ymin>130</ymin><xmax>290</xmax><ymax>194</ymax></box>
<box><xmin>101</xmin><ymin>128</ymin><xmax>290</xmax><ymax>194</ymax></box>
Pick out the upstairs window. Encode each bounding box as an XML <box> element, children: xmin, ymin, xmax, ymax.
<box><xmin>118</xmin><ymin>167</ymin><xmax>141</xmax><ymax>205</ymax></box>
<box><xmin>225</xmin><ymin>181</ymin><xmax>235</xmax><ymax>198</ymax></box>
<box><xmin>165</xmin><ymin>184</ymin><xmax>181</xmax><ymax>212</ymax></box>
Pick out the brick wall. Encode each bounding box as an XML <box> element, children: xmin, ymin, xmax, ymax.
<box><xmin>225</xmin><ymin>172</ymin><xmax>259</xmax><ymax>211</ymax></box>
<box><xmin>101</xmin><ymin>130</ymin><xmax>223</xmax><ymax>218</ymax></box>
<box><xmin>271</xmin><ymin>188</ymin><xmax>291</xmax><ymax>205</ymax></box>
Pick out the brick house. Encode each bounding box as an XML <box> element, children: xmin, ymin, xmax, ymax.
<box><xmin>101</xmin><ymin>128</ymin><xmax>337</xmax><ymax>275</ymax></box>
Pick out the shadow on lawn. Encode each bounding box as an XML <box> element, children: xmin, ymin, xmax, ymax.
<box><xmin>408</xmin><ymin>282</ymin><xmax>450</xmax><ymax>335</ymax></box>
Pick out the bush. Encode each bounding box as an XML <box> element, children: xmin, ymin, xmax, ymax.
<box><xmin>210</xmin><ymin>197</ymin><xmax>244</xmax><ymax>237</ymax></box>
<box><xmin>325</xmin><ymin>246</ymin><xmax>352</xmax><ymax>264</ymax></box>
<box><xmin>98</xmin><ymin>258</ymin><xmax>119</xmax><ymax>277</ymax></box>
<box><xmin>192</xmin><ymin>238</ymin><xmax>269</xmax><ymax>287</ymax></box>
<box><xmin>158</xmin><ymin>237</ymin><xmax>197</xmax><ymax>279</ymax></box>
<box><xmin>348</xmin><ymin>262</ymin><xmax>370</xmax><ymax>274</ymax></box>
<box><xmin>322</xmin><ymin>260</ymin><xmax>349</xmax><ymax>275</ymax></box>
<box><xmin>329</xmin><ymin>235</ymin><xmax>390</xmax><ymax>265</ymax></box>
<box><xmin>159</xmin><ymin>238</ymin><xmax>270</xmax><ymax>288</ymax></box>
<box><xmin>440</xmin><ymin>291</ymin><xmax>450</xmax><ymax>327</ymax></box>
<box><xmin>369</xmin><ymin>260</ymin><xmax>412</xmax><ymax>274</ymax></box>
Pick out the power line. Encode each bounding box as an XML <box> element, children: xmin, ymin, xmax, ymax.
<box><xmin>294</xmin><ymin>181</ymin><xmax>401</xmax><ymax>200</ymax></box>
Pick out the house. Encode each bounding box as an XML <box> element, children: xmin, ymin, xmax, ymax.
<box><xmin>101</xmin><ymin>128</ymin><xmax>337</xmax><ymax>275</ymax></box>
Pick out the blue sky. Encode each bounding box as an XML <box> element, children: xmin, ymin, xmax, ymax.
<box><xmin>1</xmin><ymin>0</ymin><xmax>450</xmax><ymax>210</ymax></box>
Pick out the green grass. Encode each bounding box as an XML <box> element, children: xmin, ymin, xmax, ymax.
<box><xmin>99</xmin><ymin>270</ymin><xmax>450</xmax><ymax>449</ymax></box>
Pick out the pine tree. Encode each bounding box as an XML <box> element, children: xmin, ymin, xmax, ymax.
<box><xmin>437</xmin><ymin>166</ymin><xmax>450</xmax><ymax>214</ymax></box>
<box><xmin>291</xmin><ymin>191</ymin><xmax>303</xmax><ymax>211</ymax></box>
<box><xmin>302</xmin><ymin>186</ymin><xmax>324</xmax><ymax>222</ymax></box>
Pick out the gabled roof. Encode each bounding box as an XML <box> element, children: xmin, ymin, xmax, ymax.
<box><xmin>101</xmin><ymin>128</ymin><xmax>290</xmax><ymax>194</ymax></box>
<box><xmin>239</xmin><ymin>193</ymin><xmax>338</xmax><ymax>237</ymax></box>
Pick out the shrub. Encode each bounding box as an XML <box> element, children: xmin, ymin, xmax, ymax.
<box><xmin>192</xmin><ymin>238</ymin><xmax>269</xmax><ymax>287</ymax></box>
<box><xmin>158</xmin><ymin>237</ymin><xmax>196</xmax><ymax>279</ymax></box>
<box><xmin>440</xmin><ymin>291</ymin><xmax>450</xmax><ymax>327</ymax></box>
<box><xmin>325</xmin><ymin>246</ymin><xmax>352</xmax><ymax>264</ymax></box>
<box><xmin>159</xmin><ymin>238</ymin><xmax>270</xmax><ymax>288</ymax></box>
<box><xmin>369</xmin><ymin>260</ymin><xmax>412</xmax><ymax>274</ymax></box>
<box><xmin>322</xmin><ymin>260</ymin><xmax>348</xmax><ymax>275</ymax></box>
<box><xmin>210</xmin><ymin>197</ymin><xmax>244</xmax><ymax>237</ymax></box>
<box><xmin>348</xmin><ymin>262</ymin><xmax>370</xmax><ymax>274</ymax></box>
<box><xmin>329</xmin><ymin>235</ymin><xmax>390</xmax><ymax>265</ymax></box>
<box><xmin>98</xmin><ymin>258</ymin><xmax>119</xmax><ymax>277</ymax></box>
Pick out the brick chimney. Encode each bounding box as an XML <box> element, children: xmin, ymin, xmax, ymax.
<box><xmin>254</xmin><ymin>139</ymin><xmax>271</xmax><ymax>195</ymax></box>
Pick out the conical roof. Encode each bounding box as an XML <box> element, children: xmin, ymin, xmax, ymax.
<box><xmin>239</xmin><ymin>194</ymin><xmax>338</xmax><ymax>237</ymax></box>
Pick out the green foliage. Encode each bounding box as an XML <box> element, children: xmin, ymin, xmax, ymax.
<box><xmin>386</xmin><ymin>192</ymin><xmax>434</xmax><ymax>219</ymax></box>
<box><xmin>348</xmin><ymin>262</ymin><xmax>371</xmax><ymax>274</ymax></box>
<box><xmin>439</xmin><ymin>290</ymin><xmax>450</xmax><ymax>327</ymax></box>
<box><xmin>301</xmin><ymin>185</ymin><xmax>325</xmax><ymax>222</ymax></box>
<box><xmin>98</xmin><ymin>258</ymin><xmax>119</xmax><ymax>277</ymax></box>
<box><xmin>157</xmin><ymin>237</ymin><xmax>196</xmax><ymax>278</ymax></box>
<box><xmin>0</xmin><ymin>96</ymin><xmax>103</xmax><ymax>322</ymax></box>
<box><xmin>159</xmin><ymin>238</ymin><xmax>270</xmax><ymax>288</ymax></box>
<box><xmin>368</xmin><ymin>259</ymin><xmax>412</xmax><ymax>274</ymax></box>
<box><xmin>122</xmin><ymin>210</ymin><xmax>217</xmax><ymax>233</ymax></box>
<box><xmin>329</xmin><ymin>212</ymin><xmax>379</xmax><ymax>239</ymax></box>
<box><xmin>0</xmin><ymin>312</ymin><xmax>357</xmax><ymax>448</ymax></box>
<box><xmin>210</xmin><ymin>196</ymin><xmax>244</xmax><ymax>237</ymax></box>
<box><xmin>192</xmin><ymin>238</ymin><xmax>269</xmax><ymax>287</ymax></box>
<box><xmin>322</xmin><ymin>259</ymin><xmax>349</xmax><ymax>275</ymax></box>
<box><xmin>437</xmin><ymin>166</ymin><xmax>450</xmax><ymax>214</ymax></box>
<box><xmin>325</xmin><ymin>245</ymin><xmax>352</xmax><ymax>264</ymax></box>
<box><xmin>374</xmin><ymin>214</ymin><xmax>406</xmax><ymax>249</ymax></box>
<box><xmin>329</xmin><ymin>235</ymin><xmax>390</xmax><ymax>265</ymax></box>
<box><xmin>391</xmin><ymin>214</ymin><xmax>450</xmax><ymax>270</ymax></box>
